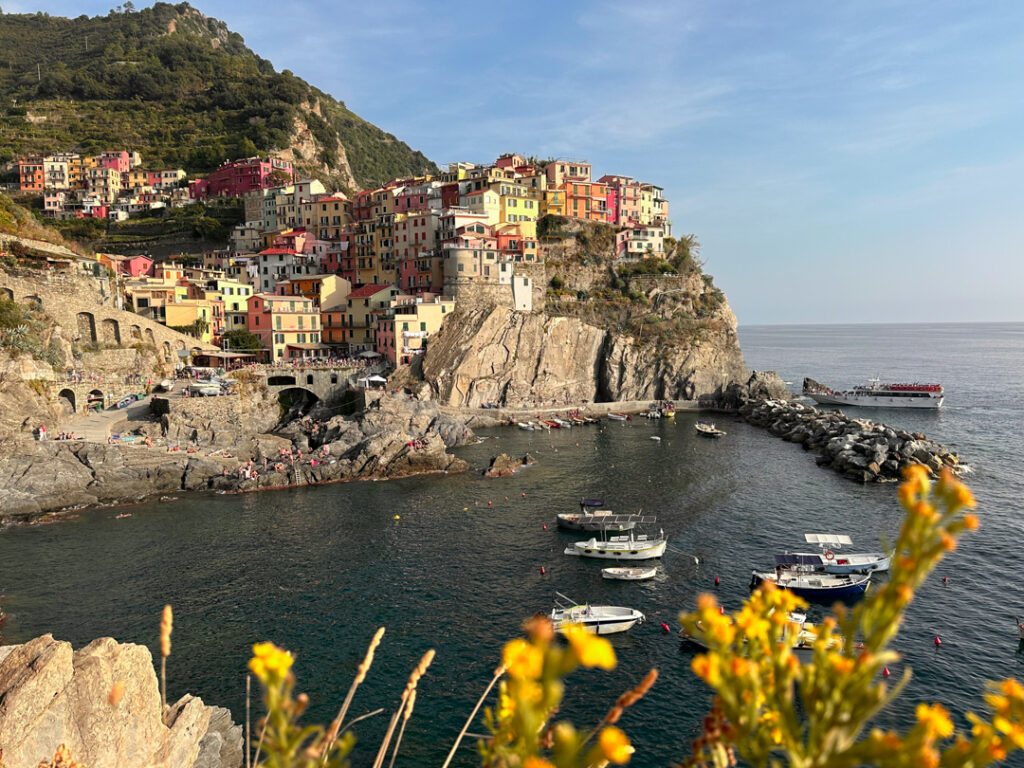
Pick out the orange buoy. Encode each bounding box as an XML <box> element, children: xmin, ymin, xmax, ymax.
<box><xmin>540</xmin><ymin>566</ymin><xmax>546</xmax><ymax>575</ymax></box>
<box><xmin>542</xmin><ymin>524</ymin><xmax>547</xmax><ymax>530</ymax></box>
<box><xmin>719</xmin><ymin>606</ymin><xmax>724</xmax><ymax>615</ymax></box>
<box><xmin>522</xmin><ymin>492</ymin><xmax>526</xmax><ymax>498</ymax></box>
<box><xmin>715</xmin><ymin>576</ymin><xmax>720</xmax><ymax>586</ymax></box>
<box><xmin>934</xmin><ymin>635</ymin><xmax>942</xmax><ymax>646</ymax></box>
<box><xmin>660</xmin><ymin>622</ymin><xmax>670</xmax><ymax>633</ymax></box>
<box><xmin>488</xmin><ymin>500</ymin><xmax>492</xmax><ymax>506</ymax></box>
<box><xmin>883</xmin><ymin>666</ymin><xmax>890</xmax><ymax>677</ymax></box>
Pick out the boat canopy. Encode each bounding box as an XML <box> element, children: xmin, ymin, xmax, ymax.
<box><xmin>804</xmin><ymin>534</ymin><xmax>853</xmax><ymax>547</ymax></box>
<box><xmin>581</xmin><ymin>498</ymin><xmax>605</xmax><ymax>507</ymax></box>
<box><xmin>776</xmin><ymin>554</ymin><xmax>823</xmax><ymax>566</ymax></box>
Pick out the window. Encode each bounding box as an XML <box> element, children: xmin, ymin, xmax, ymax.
<box><xmin>275</xmin><ymin>316</ymin><xmax>282</xmax><ymax>330</ymax></box>
<box><xmin>420</xmin><ymin>322</ymin><xmax>426</xmax><ymax>331</ymax></box>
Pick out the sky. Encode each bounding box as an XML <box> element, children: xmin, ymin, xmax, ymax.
<box><xmin>8</xmin><ymin>0</ymin><xmax>1024</xmax><ymax>324</ymax></box>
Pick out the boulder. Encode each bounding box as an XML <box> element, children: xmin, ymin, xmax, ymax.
<box><xmin>484</xmin><ymin>453</ymin><xmax>537</xmax><ymax>477</ymax></box>
<box><xmin>0</xmin><ymin>635</ymin><xmax>240</xmax><ymax>768</ymax></box>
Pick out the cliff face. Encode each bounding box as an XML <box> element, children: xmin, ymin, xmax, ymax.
<box><xmin>422</xmin><ymin>300</ymin><xmax>749</xmax><ymax>408</ymax></box>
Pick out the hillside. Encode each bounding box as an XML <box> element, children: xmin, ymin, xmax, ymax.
<box><xmin>0</xmin><ymin>3</ymin><xmax>436</xmax><ymax>190</ymax></box>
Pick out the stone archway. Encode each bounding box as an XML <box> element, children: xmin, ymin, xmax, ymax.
<box><xmin>87</xmin><ymin>389</ymin><xmax>104</xmax><ymax>411</ymax></box>
<box><xmin>145</xmin><ymin>328</ymin><xmax>156</xmax><ymax>347</ymax></box>
<box><xmin>190</xmin><ymin>347</ymin><xmax>202</xmax><ymax>360</ymax></box>
<box><xmin>276</xmin><ymin>386</ymin><xmax>320</xmax><ymax>418</ymax></box>
<box><xmin>163</xmin><ymin>341</ymin><xmax>171</xmax><ymax>361</ymax></box>
<box><xmin>130</xmin><ymin>324</ymin><xmax>142</xmax><ymax>341</ymax></box>
<box><xmin>57</xmin><ymin>388</ymin><xmax>76</xmax><ymax>414</ymax></box>
<box><xmin>100</xmin><ymin>318</ymin><xmax>121</xmax><ymax>345</ymax></box>
<box><xmin>77</xmin><ymin>312</ymin><xmax>97</xmax><ymax>343</ymax></box>
<box><xmin>268</xmin><ymin>375</ymin><xmax>297</xmax><ymax>386</ymax></box>
<box><xmin>22</xmin><ymin>294</ymin><xmax>42</xmax><ymax>311</ymax></box>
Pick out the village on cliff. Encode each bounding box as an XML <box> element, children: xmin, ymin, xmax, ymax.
<box><xmin>14</xmin><ymin>150</ymin><xmax>671</xmax><ymax>366</ymax></box>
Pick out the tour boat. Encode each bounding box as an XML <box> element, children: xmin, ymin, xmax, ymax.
<box><xmin>601</xmin><ymin>566</ymin><xmax>657</xmax><ymax>581</ymax></box>
<box><xmin>750</xmin><ymin>567</ymin><xmax>870</xmax><ymax>599</ymax></box>
<box><xmin>556</xmin><ymin>499</ymin><xmax>655</xmax><ymax>533</ymax></box>
<box><xmin>777</xmin><ymin>534</ymin><xmax>891</xmax><ymax>575</ymax></box>
<box><xmin>564</xmin><ymin>529</ymin><xmax>667</xmax><ymax>561</ymax></box>
<box><xmin>549</xmin><ymin>593</ymin><xmax>645</xmax><ymax>635</ymax></box>
<box><xmin>803</xmin><ymin>378</ymin><xmax>944</xmax><ymax>409</ymax></box>
<box><xmin>695</xmin><ymin>421</ymin><xmax>726</xmax><ymax>437</ymax></box>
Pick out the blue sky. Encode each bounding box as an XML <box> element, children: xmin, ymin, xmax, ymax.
<box><xmin>11</xmin><ymin>1</ymin><xmax>1024</xmax><ymax>324</ymax></box>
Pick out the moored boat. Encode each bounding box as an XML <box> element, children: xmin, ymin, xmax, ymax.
<box><xmin>695</xmin><ymin>421</ymin><xmax>726</xmax><ymax>437</ymax></box>
<box><xmin>549</xmin><ymin>592</ymin><xmax>645</xmax><ymax>635</ymax></box>
<box><xmin>680</xmin><ymin>610</ymin><xmax>853</xmax><ymax>654</ymax></box>
<box><xmin>556</xmin><ymin>499</ymin><xmax>654</xmax><ymax>532</ymax></box>
<box><xmin>803</xmin><ymin>377</ymin><xmax>944</xmax><ymax>409</ymax></box>
<box><xmin>517</xmin><ymin>422</ymin><xmax>534</xmax><ymax>431</ymax></box>
<box><xmin>601</xmin><ymin>566</ymin><xmax>657</xmax><ymax>581</ymax></box>
<box><xmin>750</xmin><ymin>567</ymin><xmax>870</xmax><ymax>599</ymax></box>
<box><xmin>778</xmin><ymin>534</ymin><xmax>891</xmax><ymax>574</ymax></box>
<box><xmin>607</xmin><ymin>412</ymin><xmax>629</xmax><ymax>422</ymax></box>
<box><xmin>565</xmin><ymin>529</ymin><xmax>667</xmax><ymax>561</ymax></box>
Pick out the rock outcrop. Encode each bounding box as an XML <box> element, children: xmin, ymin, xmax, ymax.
<box><xmin>0</xmin><ymin>393</ymin><xmax>474</xmax><ymax>524</ymax></box>
<box><xmin>483</xmin><ymin>453</ymin><xmax>536</xmax><ymax>477</ymax></box>
<box><xmin>0</xmin><ymin>634</ymin><xmax>241</xmax><ymax>768</ymax></box>
<box><xmin>741</xmin><ymin>399</ymin><xmax>959</xmax><ymax>483</ymax></box>
<box><xmin>421</xmin><ymin>305</ymin><xmax>750</xmax><ymax>408</ymax></box>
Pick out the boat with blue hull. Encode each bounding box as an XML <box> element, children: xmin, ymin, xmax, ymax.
<box><xmin>750</xmin><ymin>568</ymin><xmax>871</xmax><ymax>599</ymax></box>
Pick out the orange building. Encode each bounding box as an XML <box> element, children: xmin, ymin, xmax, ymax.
<box><xmin>560</xmin><ymin>180</ymin><xmax>609</xmax><ymax>222</ymax></box>
<box><xmin>19</xmin><ymin>158</ymin><xmax>44</xmax><ymax>192</ymax></box>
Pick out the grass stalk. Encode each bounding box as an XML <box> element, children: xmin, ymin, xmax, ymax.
<box><xmin>245</xmin><ymin>674</ymin><xmax>251</xmax><ymax>768</ymax></box>
<box><xmin>440</xmin><ymin>664</ymin><xmax>507</xmax><ymax>768</ymax></box>
<box><xmin>371</xmin><ymin>649</ymin><xmax>434</xmax><ymax>768</ymax></box>
<box><xmin>320</xmin><ymin>627</ymin><xmax>385</xmax><ymax>765</ymax></box>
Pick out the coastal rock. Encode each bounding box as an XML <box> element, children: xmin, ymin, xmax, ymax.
<box><xmin>0</xmin><ymin>635</ymin><xmax>240</xmax><ymax>768</ymax></box>
<box><xmin>740</xmin><ymin>398</ymin><xmax>959</xmax><ymax>484</ymax></box>
<box><xmin>483</xmin><ymin>453</ymin><xmax>536</xmax><ymax>477</ymax></box>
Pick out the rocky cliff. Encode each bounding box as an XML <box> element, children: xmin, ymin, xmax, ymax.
<box><xmin>421</xmin><ymin>301</ymin><xmax>749</xmax><ymax>408</ymax></box>
<box><xmin>0</xmin><ymin>635</ymin><xmax>241</xmax><ymax>768</ymax></box>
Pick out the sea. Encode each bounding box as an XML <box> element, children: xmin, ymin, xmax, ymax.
<box><xmin>2</xmin><ymin>322</ymin><xmax>1024</xmax><ymax>767</ymax></box>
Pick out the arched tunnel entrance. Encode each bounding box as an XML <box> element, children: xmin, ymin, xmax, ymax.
<box><xmin>276</xmin><ymin>387</ymin><xmax>320</xmax><ymax>423</ymax></box>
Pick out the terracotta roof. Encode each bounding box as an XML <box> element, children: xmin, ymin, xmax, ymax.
<box><xmin>349</xmin><ymin>284</ymin><xmax>394</xmax><ymax>298</ymax></box>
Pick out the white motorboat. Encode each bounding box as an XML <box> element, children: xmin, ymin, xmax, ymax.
<box><xmin>803</xmin><ymin>377</ymin><xmax>944</xmax><ymax>409</ymax></box>
<box><xmin>517</xmin><ymin>422</ymin><xmax>534</xmax><ymax>431</ymax></box>
<box><xmin>680</xmin><ymin>610</ymin><xmax>853</xmax><ymax>654</ymax></box>
<box><xmin>157</xmin><ymin>378</ymin><xmax>175</xmax><ymax>392</ymax></box>
<box><xmin>565</xmin><ymin>529</ymin><xmax>667</xmax><ymax>561</ymax></box>
<box><xmin>695</xmin><ymin>421</ymin><xmax>726</xmax><ymax>437</ymax></box>
<box><xmin>607</xmin><ymin>412</ymin><xmax>629</xmax><ymax>421</ymax></box>
<box><xmin>778</xmin><ymin>534</ymin><xmax>891</xmax><ymax>575</ymax></box>
<box><xmin>601</xmin><ymin>566</ymin><xmax>657</xmax><ymax>581</ymax></box>
<box><xmin>549</xmin><ymin>592</ymin><xmax>645</xmax><ymax>635</ymax></box>
<box><xmin>553</xmin><ymin>418</ymin><xmax>572</xmax><ymax>428</ymax></box>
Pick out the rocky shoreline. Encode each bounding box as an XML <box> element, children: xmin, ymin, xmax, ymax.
<box><xmin>740</xmin><ymin>398</ymin><xmax>960</xmax><ymax>483</ymax></box>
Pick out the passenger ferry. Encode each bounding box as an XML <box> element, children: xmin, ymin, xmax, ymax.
<box><xmin>802</xmin><ymin>378</ymin><xmax>944</xmax><ymax>409</ymax></box>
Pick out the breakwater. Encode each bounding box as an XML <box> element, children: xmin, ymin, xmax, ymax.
<box><xmin>740</xmin><ymin>399</ymin><xmax>959</xmax><ymax>483</ymax></box>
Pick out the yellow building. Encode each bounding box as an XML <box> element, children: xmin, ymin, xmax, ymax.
<box><xmin>540</xmin><ymin>187</ymin><xmax>566</xmax><ymax>218</ymax></box>
<box><xmin>461</xmin><ymin>188</ymin><xmax>501</xmax><ymax>225</ymax></box>
<box><xmin>277</xmin><ymin>274</ymin><xmax>351</xmax><ymax>311</ymax></box>
<box><xmin>382</xmin><ymin>294</ymin><xmax>456</xmax><ymax>365</ymax></box>
<box><xmin>165</xmin><ymin>300</ymin><xmax>214</xmax><ymax>344</ymax></box>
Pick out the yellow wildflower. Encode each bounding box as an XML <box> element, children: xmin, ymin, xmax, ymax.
<box><xmin>916</xmin><ymin>702</ymin><xmax>954</xmax><ymax>739</ymax></box>
<box><xmin>1000</xmin><ymin>678</ymin><xmax>1024</xmax><ymax>698</ymax></box>
<box><xmin>964</xmin><ymin>513</ymin><xmax>979</xmax><ymax>530</ymax></box>
<box><xmin>598</xmin><ymin>726</ymin><xmax>634</xmax><ymax>763</ymax></box>
<box><xmin>828</xmin><ymin>654</ymin><xmax>855</xmax><ymax>675</ymax></box>
<box><xmin>692</xmin><ymin>654</ymin><xmax>721</xmax><ymax>686</ymax></box>
<box><xmin>502</xmin><ymin>638</ymin><xmax>544</xmax><ymax>679</ymax></box>
<box><xmin>524</xmin><ymin>758</ymin><xmax>556</xmax><ymax>768</ymax></box>
<box><xmin>564</xmin><ymin>624</ymin><xmax>616</xmax><ymax>670</ymax></box>
<box><xmin>249</xmin><ymin>641</ymin><xmax>294</xmax><ymax>683</ymax></box>
<box><xmin>988</xmin><ymin>737</ymin><xmax>1007</xmax><ymax>760</ymax></box>
<box><xmin>940</xmin><ymin>531</ymin><xmax>956</xmax><ymax>551</ymax></box>
<box><xmin>957</xmin><ymin>485</ymin><xmax>977</xmax><ymax>509</ymax></box>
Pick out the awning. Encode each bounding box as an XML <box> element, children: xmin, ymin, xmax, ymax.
<box><xmin>775</xmin><ymin>554</ymin><xmax>822</xmax><ymax>566</ymax></box>
<box><xmin>286</xmin><ymin>343</ymin><xmax>332</xmax><ymax>350</ymax></box>
<box><xmin>367</xmin><ymin>374</ymin><xmax>387</xmax><ymax>382</ymax></box>
<box><xmin>202</xmin><ymin>351</ymin><xmax>257</xmax><ymax>358</ymax></box>
<box><xmin>357</xmin><ymin>350</ymin><xmax>382</xmax><ymax>358</ymax></box>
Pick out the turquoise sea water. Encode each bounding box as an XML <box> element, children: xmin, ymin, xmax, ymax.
<box><xmin>2</xmin><ymin>322</ymin><xmax>1023</xmax><ymax>766</ymax></box>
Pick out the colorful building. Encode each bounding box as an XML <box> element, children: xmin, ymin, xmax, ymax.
<box><xmin>189</xmin><ymin>157</ymin><xmax>294</xmax><ymax>200</ymax></box>
<box><xmin>341</xmin><ymin>284</ymin><xmax>397</xmax><ymax>349</ymax></box>
<box><xmin>247</xmin><ymin>293</ymin><xmax>323</xmax><ymax>360</ymax></box>
<box><xmin>376</xmin><ymin>293</ymin><xmax>455</xmax><ymax>365</ymax></box>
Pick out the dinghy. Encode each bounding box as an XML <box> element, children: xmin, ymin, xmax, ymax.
<box><xmin>601</xmin><ymin>566</ymin><xmax>657</xmax><ymax>581</ymax></box>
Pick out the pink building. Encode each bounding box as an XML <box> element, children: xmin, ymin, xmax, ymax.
<box><xmin>189</xmin><ymin>157</ymin><xmax>294</xmax><ymax>200</ymax></box>
<box><xmin>122</xmin><ymin>255</ymin><xmax>155</xmax><ymax>277</ymax></box>
<box><xmin>98</xmin><ymin>151</ymin><xmax>130</xmax><ymax>174</ymax></box>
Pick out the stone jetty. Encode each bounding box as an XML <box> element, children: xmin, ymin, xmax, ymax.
<box><xmin>740</xmin><ymin>399</ymin><xmax>959</xmax><ymax>483</ymax></box>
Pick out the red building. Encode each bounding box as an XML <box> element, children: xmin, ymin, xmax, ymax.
<box><xmin>189</xmin><ymin>157</ymin><xmax>294</xmax><ymax>200</ymax></box>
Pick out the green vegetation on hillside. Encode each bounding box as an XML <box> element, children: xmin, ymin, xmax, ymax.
<box><xmin>0</xmin><ymin>3</ymin><xmax>436</xmax><ymax>187</ymax></box>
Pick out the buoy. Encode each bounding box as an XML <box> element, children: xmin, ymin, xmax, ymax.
<box><xmin>488</xmin><ymin>500</ymin><xmax>492</xmax><ymax>506</ymax></box>
<box><xmin>540</xmin><ymin>566</ymin><xmax>546</xmax><ymax>575</ymax></box>
<box><xmin>943</xmin><ymin>575</ymin><xmax>948</xmax><ymax>584</ymax></box>
<box><xmin>719</xmin><ymin>606</ymin><xmax>725</xmax><ymax>615</ymax></box>
<box><xmin>505</xmin><ymin>496</ymin><xmax>509</xmax><ymax>501</ymax></box>
<box><xmin>660</xmin><ymin>622</ymin><xmax>670</xmax><ymax>633</ymax></box>
<box><xmin>542</xmin><ymin>524</ymin><xmax>547</xmax><ymax>530</ymax></box>
<box><xmin>463</xmin><ymin>507</ymin><xmax>468</xmax><ymax>511</ymax></box>
<box><xmin>934</xmin><ymin>635</ymin><xmax>942</xmax><ymax>646</ymax></box>
<box><xmin>393</xmin><ymin>515</ymin><xmax>400</xmax><ymax>520</ymax></box>
<box><xmin>522</xmin><ymin>492</ymin><xmax>526</xmax><ymax>498</ymax></box>
<box><xmin>883</xmin><ymin>666</ymin><xmax>890</xmax><ymax>677</ymax></box>
<box><xmin>715</xmin><ymin>576</ymin><xmax>720</xmax><ymax>586</ymax></box>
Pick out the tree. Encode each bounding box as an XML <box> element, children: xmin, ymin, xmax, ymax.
<box><xmin>221</xmin><ymin>328</ymin><xmax>262</xmax><ymax>352</ymax></box>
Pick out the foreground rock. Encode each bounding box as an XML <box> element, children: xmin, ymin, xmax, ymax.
<box><xmin>741</xmin><ymin>399</ymin><xmax>959</xmax><ymax>483</ymax></box>
<box><xmin>483</xmin><ymin>453</ymin><xmax>537</xmax><ymax>477</ymax></box>
<box><xmin>0</xmin><ymin>635</ymin><xmax>241</xmax><ymax>768</ymax></box>
<box><xmin>0</xmin><ymin>393</ymin><xmax>473</xmax><ymax>524</ymax></box>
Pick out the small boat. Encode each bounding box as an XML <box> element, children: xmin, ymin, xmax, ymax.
<box><xmin>157</xmin><ymin>378</ymin><xmax>175</xmax><ymax>392</ymax></box>
<box><xmin>695</xmin><ymin>421</ymin><xmax>726</xmax><ymax>437</ymax></box>
<box><xmin>645</xmin><ymin>409</ymin><xmax>662</xmax><ymax>419</ymax></box>
<box><xmin>602</xmin><ymin>566</ymin><xmax>657</xmax><ymax>581</ymax></box>
<box><xmin>553</xmin><ymin>418</ymin><xmax>572</xmax><ymax>429</ymax></box>
<box><xmin>750</xmin><ymin>567</ymin><xmax>871</xmax><ymax>599</ymax></box>
<box><xmin>556</xmin><ymin>499</ymin><xmax>655</xmax><ymax>532</ymax></box>
<box><xmin>607</xmin><ymin>413</ymin><xmax>629</xmax><ymax>421</ymax></box>
<box><xmin>565</xmin><ymin>529</ymin><xmax>668</xmax><ymax>561</ymax></box>
<box><xmin>517</xmin><ymin>422</ymin><xmax>534</xmax><ymax>431</ymax></box>
<box><xmin>115</xmin><ymin>513</ymin><xmax>132</xmax><ymax>519</ymax></box>
<box><xmin>544</xmin><ymin>420</ymin><xmax>560</xmax><ymax>429</ymax></box>
<box><xmin>650</xmin><ymin>436</ymin><xmax>661</xmax><ymax>442</ymax></box>
<box><xmin>778</xmin><ymin>534</ymin><xmax>891</xmax><ymax>575</ymax></box>
<box><xmin>549</xmin><ymin>592</ymin><xmax>645</xmax><ymax>635</ymax></box>
<box><xmin>680</xmin><ymin>610</ymin><xmax>853</xmax><ymax>654</ymax></box>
